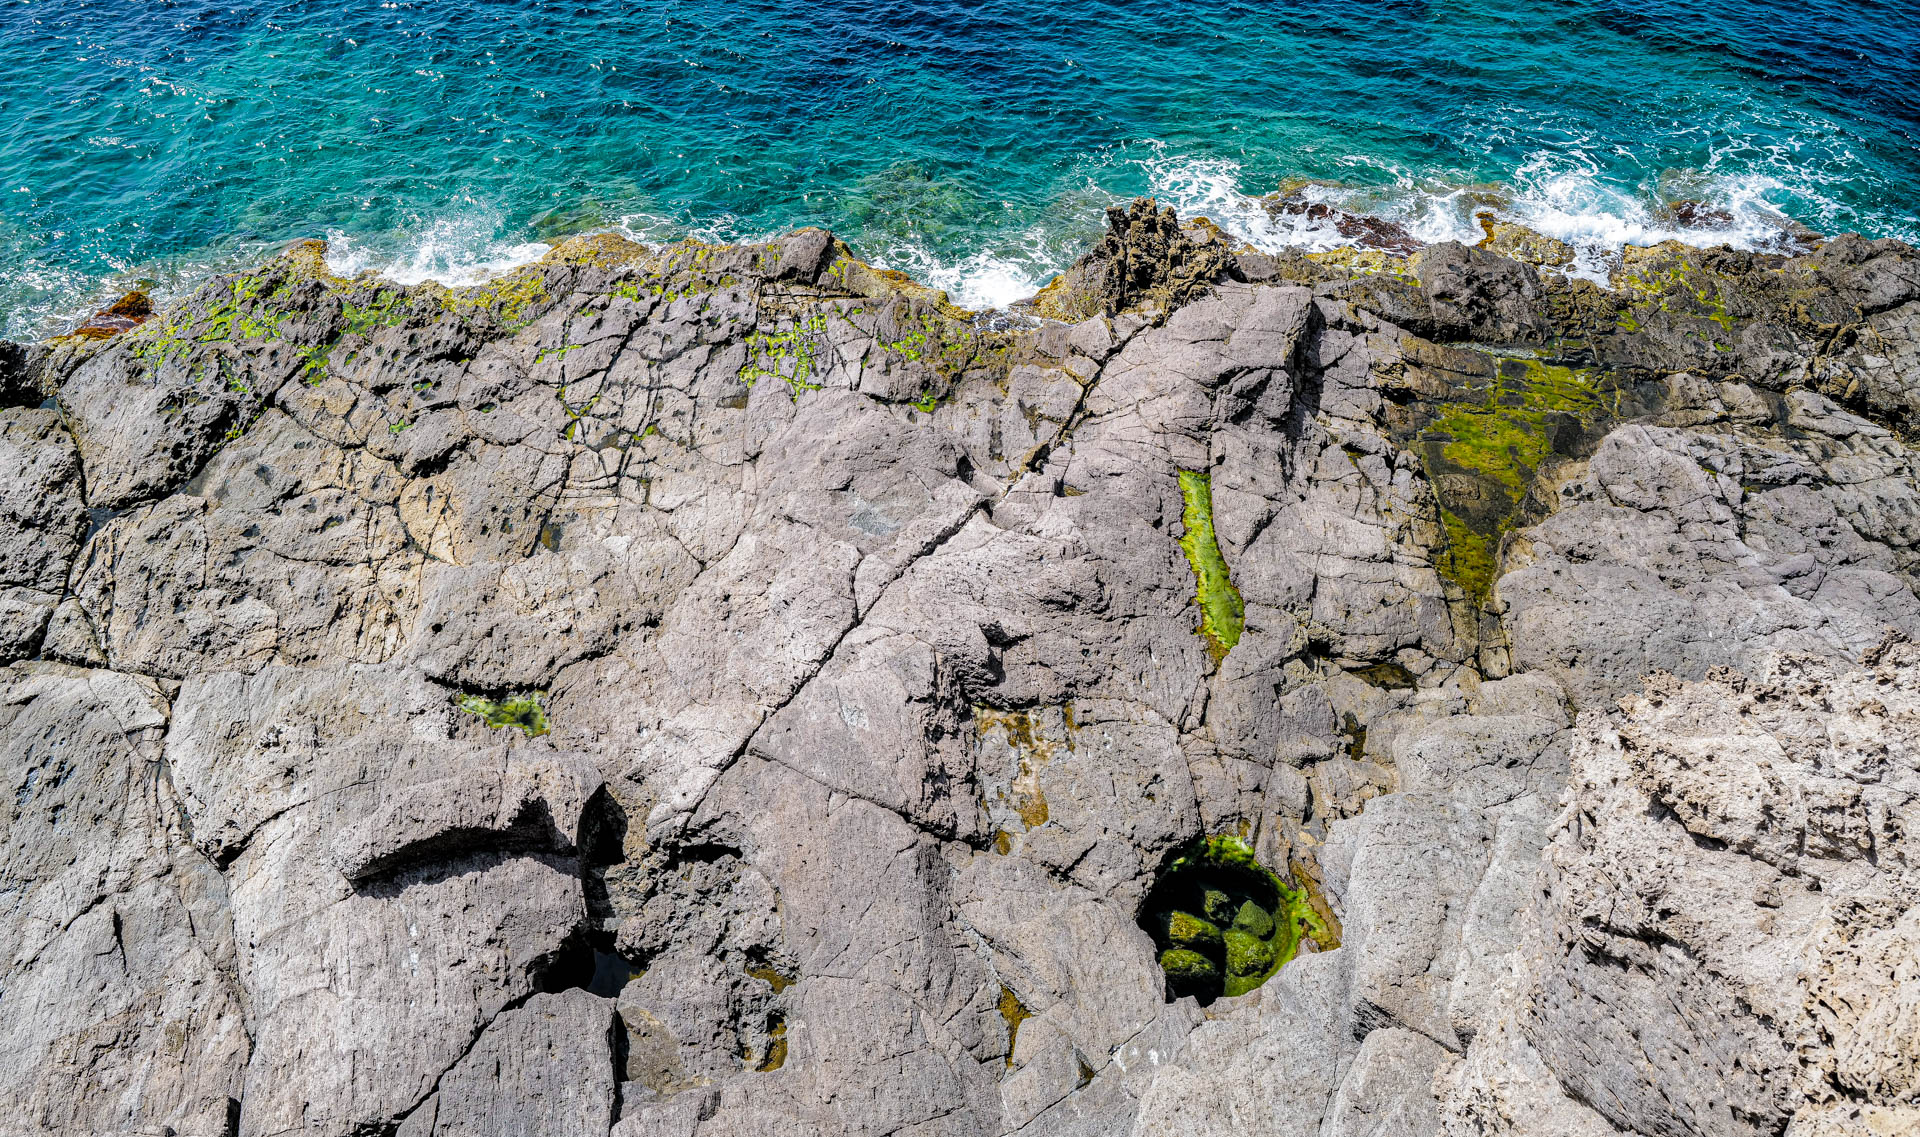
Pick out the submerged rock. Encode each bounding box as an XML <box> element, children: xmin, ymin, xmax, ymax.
<box><xmin>0</xmin><ymin>200</ymin><xmax>1916</xmax><ymax>1137</ymax></box>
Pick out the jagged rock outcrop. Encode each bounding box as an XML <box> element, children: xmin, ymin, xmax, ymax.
<box><xmin>1</xmin><ymin>199</ymin><xmax>1917</xmax><ymax>1137</ymax></box>
<box><xmin>1439</xmin><ymin>642</ymin><xmax>1920</xmax><ymax>1137</ymax></box>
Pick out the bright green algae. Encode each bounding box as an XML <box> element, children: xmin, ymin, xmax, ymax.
<box><xmin>1416</xmin><ymin>357</ymin><xmax>1612</xmax><ymax>606</ymax></box>
<box><xmin>456</xmin><ymin>692</ymin><xmax>550</xmax><ymax>738</ymax></box>
<box><xmin>1176</xmin><ymin>471</ymin><xmax>1245</xmax><ymax>663</ymax></box>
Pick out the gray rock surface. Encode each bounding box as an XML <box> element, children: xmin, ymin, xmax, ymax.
<box><xmin>1</xmin><ymin>203</ymin><xmax>1917</xmax><ymax>1136</ymax></box>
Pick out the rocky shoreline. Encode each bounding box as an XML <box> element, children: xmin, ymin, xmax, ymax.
<box><xmin>1</xmin><ymin>200</ymin><xmax>1917</xmax><ymax>1137</ymax></box>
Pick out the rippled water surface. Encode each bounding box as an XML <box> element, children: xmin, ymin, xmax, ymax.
<box><xmin>2</xmin><ymin>0</ymin><xmax>1916</xmax><ymax>334</ymax></box>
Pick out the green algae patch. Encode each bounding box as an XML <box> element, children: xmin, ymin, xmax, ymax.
<box><xmin>455</xmin><ymin>691</ymin><xmax>550</xmax><ymax>738</ymax></box>
<box><xmin>747</xmin><ymin>964</ymin><xmax>796</xmax><ymax>994</ymax></box>
<box><xmin>1615</xmin><ymin>248</ymin><xmax>1737</xmax><ymax>335</ymax></box>
<box><xmin>739</xmin><ymin>311</ymin><xmax>830</xmax><ymax>399</ymax></box>
<box><xmin>1140</xmin><ymin>835</ymin><xmax>1328</xmax><ymax>1003</ymax></box>
<box><xmin>1176</xmin><ymin>470</ymin><xmax>1245</xmax><ymax>663</ymax></box>
<box><xmin>1415</xmin><ymin>357</ymin><xmax>1612</xmax><ymax>606</ymax></box>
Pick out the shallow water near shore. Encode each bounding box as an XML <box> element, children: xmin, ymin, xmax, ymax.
<box><xmin>2</xmin><ymin>0</ymin><xmax>1917</xmax><ymax>335</ymax></box>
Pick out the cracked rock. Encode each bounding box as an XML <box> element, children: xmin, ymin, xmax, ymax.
<box><xmin>1</xmin><ymin>212</ymin><xmax>1918</xmax><ymax>1137</ymax></box>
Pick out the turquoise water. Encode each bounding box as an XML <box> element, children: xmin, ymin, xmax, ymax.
<box><xmin>2</xmin><ymin>0</ymin><xmax>1917</xmax><ymax>336</ymax></box>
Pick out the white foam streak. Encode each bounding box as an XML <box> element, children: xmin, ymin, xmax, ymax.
<box><xmin>872</xmin><ymin>236</ymin><xmax>1054</xmax><ymax>311</ymax></box>
<box><xmin>914</xmin><ymin>253</ymin><xmax>1042</xmax><ymax>312</ymax></box>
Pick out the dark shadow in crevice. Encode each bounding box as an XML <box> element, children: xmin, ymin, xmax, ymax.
<box><xmin>533</xmin><ymin>927</ymin><xmax>642</xmax><ymax>997</ymax></box>
<box><xmin>1282</xmin><ymin>302</ymin><xmax>1331</xmax><ymax>447</ymax></box>
<box><xmin>578</xmin><ymin>785</ymin><xmax>628</xmax><ymax>924</ymax></box>
<box><xmin>345</xmin><ymin>797</ymin><xmax>572</xmax><ymax>889</ymax></box>
<box><xmin>0</xmin><ymin>341</ymin><xmax>41</xmax><ymax>408</ymax></box>
<box><xmin>539</xmin><ymin>787</ymin><xmax>645</xmax><ymax>1000</ymax></box>
<box><xmin>609</xmin><ymin>1009</ymin><xmax>632</xmax><ymax>1122</ymax></box>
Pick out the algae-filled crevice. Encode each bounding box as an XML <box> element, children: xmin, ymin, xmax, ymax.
<box><xmin>1176</xmin><ymin>470</ymin><xmax>1245</xmax><ymax>662</ymax></box>
<box><xmin>1414</xmin><ymin>357</ymin><xmax>1615</xmax><ymax>606</ymax></box>
<box><xmin>1139</xmin><ymin>835</ymin><xmax>1330</xmax><ymax>1004</ymax></box>
<box><xmin>455</xmin><ymin>691</ymin><xmax>550</xmax><ymax>737</ymax></box>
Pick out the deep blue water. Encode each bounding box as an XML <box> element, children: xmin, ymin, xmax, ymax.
<box><xmin>2</xmin><ymin>0</ymin><xmax>1917</xmax><ymax>336</ymax></box>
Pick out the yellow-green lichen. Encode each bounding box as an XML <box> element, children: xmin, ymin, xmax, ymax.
<box><xmin>879</xmin><ymin>328</ymin><xmax>928</xmax><ymax>362</ymax></box>
<box><xmin>129</xmin><ymin>273</ymin><xmax>295</xmax><ymax>373</ymax></box>
<box><xmin>342</xmin><ymin>287</ymin><xmax>407</xmax><ymax>337</ymax></box>
<box><xmin>295</xmin><ymin>343</ymin><xmax>331</xmax><ymax>385</ymax></box>
<box><xmin>1175</xmin><ymin>470</ymin><xmax>1245</xmax><ymax>663</ymax></box>
<box><xmin>537</xmin><ymin>343</ymin><xmax>586</xmax><ymax>364</ymax></box>
<box><xmin>446</xmin><ymin>270</ymin><xmax>551</xmax><ymax>331</ymax></box>
<box><xmin>557</xmin><ymin>389</ymin><xmax>601</xmax><ymax>435</ymax></box>
<box><xmin>1615</xmin><ymin>253</ymin><xmax>1736</xmax><ymax>335</ymax></box>
<box><xmin>455</xmin><ymin>691</ymin><xmax>549</xmax><ymax>737</ymax></box>
<box><xmin>997</xmin><ymin>986</ymin><xmax>1032</xmax><ymax>1068</ymax></box>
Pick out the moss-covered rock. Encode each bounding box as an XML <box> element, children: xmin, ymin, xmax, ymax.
<box><xmin>1231</xmin><ymin>900</ymin><xmax>1275</xmax><ymax>939</ymax></box>
<box><xmin>1405</xmin><ymin>355</ymin><xmax>1620</xmax><ymax>606</ymax></box>
<box><xmin>1162</xmin><ymin>910</ymin><xmax>1223</xmax><ymax>950</ymax></box>
<box><xmin>456</xmin><ymin>691</ymin><xmax>550</xmax><ymax>738</ymax></box>
<box><xmin>1176</xmin><ymin>470</ymin><xmax>1245</xmax><ymax>664</ymax></box>
<box><xmin>1223</xmin><ymin>929</ymin><xmax>1275</xmax><ymax>983</ymax></box>
<box><xmin>1158</xmin><ymin>948</ymin><xmax>1220</xmax><ymax>987</ymax></box>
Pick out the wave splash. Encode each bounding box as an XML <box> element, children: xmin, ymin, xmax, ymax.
<box><xmin>321</xmin><ymin>209</ymin><xmax>551</xmax><ymax>288</ymax></box>
<box><xmin>12</xmin><ymin>145</ymin><xmax>1906</xmax><ymax>339</ymax></box>
<box><xmin>1127</xmin><ymin>143</ymin><xmax>1845</xmax><ymax>286</ymax></box>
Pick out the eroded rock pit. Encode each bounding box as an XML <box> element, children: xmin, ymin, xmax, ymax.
<box><xmin>1140</xmin><ymin>836</ymin><xmax>1327</xmax><ymax>1004</ymax></box>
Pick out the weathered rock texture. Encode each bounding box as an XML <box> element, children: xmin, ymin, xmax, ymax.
<box><xmin>2</xmin><ymin>199</ymin><xmax>1918</xmax><ymax>1137</ymax></box>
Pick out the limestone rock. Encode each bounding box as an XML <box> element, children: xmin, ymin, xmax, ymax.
<box><xmin>1521</xmin><ymin>645</ymin><xmax>1920</xmax><ymax>1137</ymax></box>
<box><xmin>400</xmin><ymin>990</ymin><xmax>620</xmax><ymax>1137</ymax></box>
<box><xmin>0</xmin><ymin>662</ymin><xmax>248</xmax><ymax>1137</ymax></box>
<box><xmin>0</xmin><ymin>409</ymin><xmax>87</xmax><ymax>660</ymax></box>
<box><xmin>0</xmin><ymin>208</ymin><xmax>1914</xmax><ymax>1137</ymax></box>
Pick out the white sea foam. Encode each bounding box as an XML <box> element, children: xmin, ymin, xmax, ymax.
<box><xmin>611</xmin><ymin>209</ymin><xmax>755</xmax><ymax>250</ymax></box>
<box><xmin>867</xmin><ymin>223</ymin><xmax>1064</xmax><ymax>312</ymax></box>
<box><xmin>910</xmin><ymin>252</ymin><xmax>1042</xmax><ymax>312</ymax></box>
<box><xmin>0</xmin><ymin>231</ymin><xmax>287</xmax><ymax>341</ymax></box>
<box><xmin>321</xmin><ymin>210</ymin><xmax>551</xmax><ymax>287</ymax></box>
<box><xmin>1112</xmin><ymin>142</ymin><xmax>1846</xmax><ymax>287</ymax></box>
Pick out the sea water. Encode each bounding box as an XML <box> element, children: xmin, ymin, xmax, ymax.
<box><xmin>2</xmin><ymin>0</ymin><xmax>1916</xmax><ymax>337</ymax></box>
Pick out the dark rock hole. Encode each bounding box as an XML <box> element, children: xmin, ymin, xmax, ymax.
<box><xmin>1138</xmin><ymin>840</ymin><xmax>1292</xmax><ymax>1006</ymax></box>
